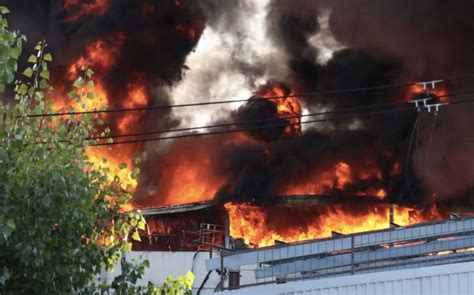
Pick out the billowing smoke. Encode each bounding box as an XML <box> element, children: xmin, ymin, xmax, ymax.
<box><xmin>208</xmin><ymin>0</ymin><xmax>474</xmax><ymax>205</ymax></box>
<box><xmin>5</xmin><ymin>0</ymin><xmax>474</xmax><ymax>208</ymax></box>
<box><xmin>322</xmin><ymin>0</ymin><xmax>474</xmax><ymax>79</ymax></box>
<box><xmin>317</xmin><ymin>0</ymin><xmax>474</xmax><ymax>203</ymax></box>
<box><xmin>5</xmin><ymin>0</ymin><xmax>206</xmax><ymax>133</ymax></box>
<box><xmin>266</xmin><ymin>0</ymin><xmax>321</xmax><ymax>91</ymax></box>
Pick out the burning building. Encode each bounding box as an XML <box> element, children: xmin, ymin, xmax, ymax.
<box><xmin>5</xmin><ymin>0</ymin><xmax>474</xmax><ymax>291</ymax></box>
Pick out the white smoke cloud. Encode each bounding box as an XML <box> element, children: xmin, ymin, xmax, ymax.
<box><xmin>169</xmin><ymin>0</ymin><xmax>288</xmax><ymax>128</ymax></box>
<box><xmin>309</xmin><ymin>9</ymin><xmax>345</xmax><ymax>64</ymax></box>
<box><xmin>169</xmin><ymin>2</ymin><xmax>346</xmax><ymax>135</ymax></box>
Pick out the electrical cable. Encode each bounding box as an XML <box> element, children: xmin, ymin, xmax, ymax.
<box><xmin>5</xmin><ymin>93</ymin><xmax>474</xmax><ymax>148</ymax></box>
<box><xmin>91</xmin><ymin>101</ymin><xmax>409</xmax><ymax>140</ymax></box>
<box><xmin>89</xmin><ymin>94</ymin><xmax>474</xmax><ymax>146</ymax></box>
<box><xmin>92</xmin><ymin>106</ymin><xmax>417</xmax><ymax>146</ymax></box>
<box><xmin>23</xmin><ymin>73</ymin><xmax>474</xmax><ymax>118</ymax></box>
<box><xmin>88</xmin><ymin>90</ymin><xmax>474</xmax><ymax>141</ymax></box>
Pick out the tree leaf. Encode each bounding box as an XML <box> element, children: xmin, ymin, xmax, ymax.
<box><xmin>39</xmin><ymin>79</ymin><xmax>49</xmax><ymax>89</ymax></box>
<box><xmin>86</xmin><ymin>68</ymin><xmax>94</xmax><ymax>78</ymax></box>
<box><xmin>9</xmin><ymin>47</ymin><xmax>21</xmax><ymax>59</ymax></box>
<box><xmin>43</xmin><ymin>53</ymin><xmax>53</xmax><ymax>62</ymax></box>
<box><xmin>131</xmin><ymin>231</ymin><xmax>141</xmax><ymax>242</ymax></box>
<box><xmin>6</xmin><ymin>218</ymin><xmax>15</xmax><ymax>230</ymax></box>
<box><xmin>142</xmin><ymin>260</ymin><xmax>150</xmax><ymax>268</ymax></box>
<box><xmin>68</xmin><ymin>90</ymin><xmax>79</xmax><ymax>100</ymax></box>
<box><xmin>27</xmin><ymin>54</ymin><xmax>37</xmax><ymax>64</ymax></box>
<box><xmin>73</xmin><ymin>77</ymin><xmax>84</xmax><ymax>88</ymax></box>
<box><xmin>40</xmin><ymin>70</ymin><xmax>50</xmax><ymax>80</ymax></box>
<box><xmin>17</xmin><ymin>83</ymin><xmax>28</xmax><ymax>96</ymax></box>
<box><xmin>0</xmin><ymin>6</ymin><xmax>10</xmax><ymax>14</ymax></box>
<box><xmin>22</xmin><ymin>67</ymin><xmax>33</xmax><ymax>78</ymax></box>
<box><xmin>137</xmin><ymin>220</ymin><xmax>146</xmax><ymax>231</ymax></box>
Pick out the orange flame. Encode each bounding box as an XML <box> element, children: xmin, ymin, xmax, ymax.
<box><xmin>63</xmin><ymin>0</ymin><xmax>109</xmax><ymax>23</ymax></box>
<box><xmin>67</xmin><ymin>36</ymin><xmax>125</xmax><ymax>79</ymax></box>
<box><xmin>282</xmin><ymin>161</ymin><xmax>386</xmax><ymax>199</ymax></box>
<box><xmin>51</xmin><ymin>35</ymin><xmax>139</xmax><ymax>212</ymax></box>
<box><xmin>53</xmin><ymin>35</ymin><xmax>125</xmax><ymax>113</ymax></box>
<box><xmin>117</xmin><ymin>82</ymin><xmax>149</xmax><ymax>133</ymax></box>
<box><xmin>51</xmin><ymin>81</ymin><xmax>109</xmax><ymax>114</ymax></box>
<box><xmin>85</xmin><ymin>147</ymin><xmax>137</xmax><ymax>191</ymax></box>
<box><xmin>138</xmin><ymin>134</ymin><xmax>256</xmax><ymax>207</ymax></box>
<box><xmin>149</xmin><ymin>143</ymin><xmax>224</xmax><ymax>206</ymax></box>
<box><xmin>225</xmin><ymin>203</ymin><xmax>443</xmax><ymax>248</ymax></box>
<box><xmin>334</xmin><ymin>162</ymin><xmax>351</xmax><ymax>189</ymax></box>
<box><xmin>259</xmin><ymin>84</ymin><xmax>302</xmax><ymax>136</ymax></box>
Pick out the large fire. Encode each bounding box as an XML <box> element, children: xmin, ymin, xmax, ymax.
<box><xmin>138</xmin><ymin>83</ymin><xmax>304</xmax><ymax>207</ymax></box>
<box><xmin>215</xmin><ymin>83</ymin><xmax>448</xmax><ymax>248</ymax></box>
<box><xmin>49</xmin><ymin>1</ymin><xmax>208</xmax><ymax>212</ymax></box>
<box><xmin>141</xmin><ymin>134</ymin><xmax>255</xmax><ymax>207</ymax></box>
<box><xmin>38</xmin><ymin>1</ymin><xmax>461</xmax><ymax>251</ymax></box>
<box><xmin>151</xmin><ymin>143</ymin><xmax>224</xmax><ymax>206</ymax></box>
<box><xmin>225</xmin><ymin>203</ymin><xmax>443</xmax><ymax>248</ymax></box>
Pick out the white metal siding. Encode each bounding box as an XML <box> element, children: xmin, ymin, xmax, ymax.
<box><xmin>277</xmin><ymin>272</ymin><xmax>473</xmax><ymax>295</ymax></box>
<box><xmin>100</xmin><ymin>251</ymin><xmax>222</xmax><ymax>293</ymax></box>
<box><xmin>217</xmin><ymin>261</ymin><xmax>474</xmax><ymax>295</ymax></box>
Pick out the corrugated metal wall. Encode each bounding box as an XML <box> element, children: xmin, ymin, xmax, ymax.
<box><xmin>279</xmin><ymin>272</ymin><xmax>474</xmax><ymax>295</ymax></box>
<box><xmin>218</xmin><ymin>261</ymin><xmax>474</xmax><ymax>295</ymax></box>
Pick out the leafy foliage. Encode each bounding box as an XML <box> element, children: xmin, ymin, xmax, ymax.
<box><xmin>0</xmin><ymin>6</ymin><xmax>24</xmax><ymax>93</ymax></box>
<box><xmin>108</xmin><ymin>260</ymin><xmax>194</xmax><ymax>295</ymax></box>
<box><xmin>0</xmin><ymin>8</ymin><xmax>193</xmax><ymax>295</ymax></box>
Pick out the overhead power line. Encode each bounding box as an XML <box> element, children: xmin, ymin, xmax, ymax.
<box><xmin>92</xmin><ymin>106</ymin><xmax>417</xmax><ymax>146</ymax></box>
<box><xmin>91</xmin><ymin>101</ymin><xmax>408</xmax><ymax>140</ymax></box>
<box><xmin>4</xmin><ymin>94</ymin><xmax>474</xmax><ymax>149</ymax></box>
<box><xmin>24</xmin><ymin>74</ymin><xmax>474</xmax><ymax>118</ymax></box>
<box><xmin>90</xmin><ymin>94</ymin><xmax>474</xmax><ymax>146</ymax></box>
<box><xmin>4</xmin><ymin>102</ymin><xmax>411</xmax><ymax>149</ymax></box>
<box><xmin>88</xmin><ymin>90</ymin><xmax>474</xmax><ymax>141</ymax></box>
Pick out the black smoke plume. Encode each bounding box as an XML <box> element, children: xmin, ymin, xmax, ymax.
<box><xmin>5</xmin><ymin>0</ymin><xmax>474</xmax><ymax>208</ymax></box>
<box><xmin>4</xmin><ymin>0</ymin><xmax>206</xmax><ymax>132</ymax></box>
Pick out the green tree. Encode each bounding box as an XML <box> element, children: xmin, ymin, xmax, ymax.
<box><xmin>0</xmin><ymin>6</ymin><xmax>24</xmax><ymax>93</ymax></box>
<box><xmin>0</xmin><ymin>7</ymin><xmax>193</xmax><ymax>295</ymax></box>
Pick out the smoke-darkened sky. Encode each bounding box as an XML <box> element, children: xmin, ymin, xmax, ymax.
<box><xmin>5</xmin><ymin>0</ymin><xmax>474</xmax><ymax>207</ymax></box>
